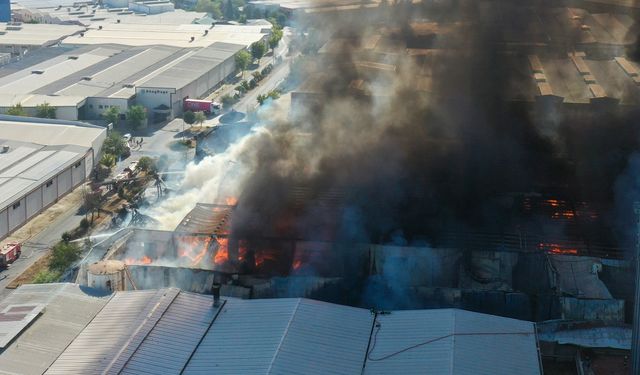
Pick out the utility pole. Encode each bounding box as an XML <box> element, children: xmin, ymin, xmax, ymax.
<box><xmin>632</xmin><ymin>202</ymin><xmax>640</xmax><ymax>375</ymax></box>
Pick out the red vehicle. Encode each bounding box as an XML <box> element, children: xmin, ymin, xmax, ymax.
<box><xmin>0</xmin><ymin>243</ymin><xmax>21</xmax><ymax>269</ymax></box>
<box><xmin>183</xmin><ymin>98</ymin><xmax>221</xmax><ymax>115</ymax></box>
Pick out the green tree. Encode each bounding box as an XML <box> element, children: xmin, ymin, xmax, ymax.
<box><xmin>194</xmin><ymin>111</ymin><xmax>206</xmax><ymax>127</ymax></box>
<box><xmin>102</xmin><ymin>106</ymin><xmax>119</xmax><ymax>127</ymax></box>
<box><xmin>195</xmin><ymin>0</ymin><xmax>222</xmax><ymax>19</ymax></box>
<box><xmin>83</xmin><ymin>189</ymin><xmax>103</xmax><ymax>223</ymax></box>
<box><xmin>33</xmin><ymin>270</ymin><xmax>61</xmax><ymax>284</ymax></box>
<box><xmin>251</xmin><ymin>41</ymin><xmax>267</xmax><ymax>63</ymax></box>
<box><xmin>127</xmin><ymin>105</ymin><xmax>147</xmax><ymax>129</ymax></box>
<box><xmin>49</xmin><ymin>241</ymin><xmax>82</xmax><ymax>273</ymax></box>
<box><xmin>137</xmin><ymin>156</ymin><xmax>156</xmax><ymax>173</ymax></box>
<box><xmin>100</xmin><ymin>153</ymin><xmax>116</xmax><ymax>168</ymax></box>
<box><xmin>35</xmin><ymin>102</ymin><xmax>56</xmax><ymax>119</ymax></box>
<box><xmin>183</xmin><ymin>110</ymin><xmax>196</xmax><ymax>125</ymax></box>
<box><xmin>221</xmin><ymin>94</ymin><xmax>236</xmax><ymax>108</ymax></box>
<box><xmin>269</xmin><ymin>27</ymin><xmax>283</xmax><ymax>59</ymax></box>
<box><xmin>6</xmin><ymin>104</ymin><xmax>27</xmax><ymax>116</ymax></box>
<box><xmin>223</xmin><ymin>0</ymin><xmax>236</xmax><ymax>20</ymax></box>
<box><xmin>235</xmin><ymin>50</ymin><xmax>251</xmax><ymax>78</ymax></box>
<box><xmin>102</xmin><ymin>131</ymin><xmax>129</xmax><ymax>158</ymax></box>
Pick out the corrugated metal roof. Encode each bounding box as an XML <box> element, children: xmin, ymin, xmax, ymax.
<box><xmin>183</xmin><ymin>298</ymin><xmax>301</xmax><ymax>375</ymax></box>
<box><xmin>117</xmin><ymin>291</ymin><xmax>219</xmax><ymax>375</ymax></box>
<box><xmin>28</xmin><ymin>285</ymin><xmax>541</xmax><ymax>375</ymax></box>
<box><xmin>363</xmin><ymin>309</ymin><xmax>539</xmax><ymax>375</ymax></box>
<box><xmin>45</xmin><ymin>289</ymin><xmax>176</xmax><ymax>375</ymax></box>
<box><xmin>268</xmin><ymin>299</ymin><xmax>374</xmax><ymax>375</ymax></box>
<box><xmin>0</xmin><ymin>283</ymin><xmax>110</xmax><ymax>375</ymax></box>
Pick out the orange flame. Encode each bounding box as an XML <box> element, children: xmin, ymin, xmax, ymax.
<box><xmin>124</xmin><ymin>256</ymin><xmax>153</xmax><ymax>265</ymax></box>
<box><xmin>214</xmin><ymin>237</ymin><xmax>229</xmax><ymax>264</ymax></box>
<box><xmin>140</xmin><ymin>255</ymin><xmax>152</xmax><ymax>264</ymax></box>
<box><xmin>177</xmin><ymin>236</ymin><xmax>212</xmax><ymax>266</ymax></box>
<box><xmin>538</xmin><ymin>242</ymin><xmax>578</xmax><ymax>255</ymax></box>
<box><xmin>225</xmin><ymin>196</ymin><xmax>238</xmax><ymax>206</ymax></box>
<box><xmin>292</xmin><ymin>260</ymin><xmax>302</xmax><ymax>270</ymax></box>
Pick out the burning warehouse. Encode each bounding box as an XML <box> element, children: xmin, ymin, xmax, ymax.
<box><xmin>74</xmin><ymin>0</ymin><xmax>640</xmax><ymax>372</ymax></box>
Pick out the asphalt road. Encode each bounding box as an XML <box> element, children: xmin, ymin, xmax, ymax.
<box><xmin>0</xmin><ymin>206</ymin><xmax>85</xmax><ymax>300</ymax></box>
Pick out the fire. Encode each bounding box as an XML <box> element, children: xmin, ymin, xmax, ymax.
<box><xmin>254</xmin><ymin>249</ymin><xmax>277</xmax><ymax>268</ymax></box>
<box><xmin>177</xmin><ymin>236</ymin><xmax>211</xmax><ymax>266</ymax></box>
<box><xmin>292</xmin><ymin>260</ymin><xmax>302</xmax><ymax>270</ymax></box>
<box><xmin>225</xmin><ymin>196</ymin><xmax>238</xmax><ymax>206</ymax></box>
<box><xmin>123</xmin><ymin>255</ymin><xmax>153</xmax><ymax>265</ymax></box>
<box><xmin>538</xmin><ymin>242</ymin><xmax>579</xmax><ymax>255</ymax></box>
<box><xmin>214</xmin><ymin>237</ymin><xmax>229</xmax><ymax>264</ymax></box>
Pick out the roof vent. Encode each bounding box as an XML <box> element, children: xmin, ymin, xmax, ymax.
<box><xmin>56</xmin><ymin>5</ymin><xmax>61</xmax><ymax>9</ymax></box>
<box><xmin>98</xmin><ymin>25</ymin><xmax>102</xmax><ymax>30</ymax></box>
<box><xmin>204</xmin><ymin>29</ymin><xmax>208</xmax><ymax>35</ymax></box>
<box><xmin>1</xmin><ymin>145</ymin><xmax>9</xmax><ymax>154</ymax></box>
<box><xmin>81</xmin><ymin>76</ymin><xmax>92</xmax><ymax>81</ymax></box>
<box><xmin>190</xmin><ymin>36</ymin><xmax>195</xmax><ymax>42</ymax></box>
<box><xmin>123</xmin><ymin>83</ymin><xmax>134</xmax><ymax>88</ymax></box>
<box><xmin>67</xmin><ymin>55</ymin><xmax>78</xmax><ymax>59</ymax></box>
<box><xmin>31</xmin><ymin>70</ymin><xmax>44</xmax><ymax>74</ymax></box>
<box><xmin>210</xmin><ymin>22</ymin><xmax>215</xmax><ymax>29</ymax></box>
<box><xmin>117</xmin><ymin>19</ymin><xmax>120</xmax><ymax>23</ymax></box>
<box><xmin>80</xmin><ymin>32</ymin><xmax>84</xmax><ymax>37</ymax></box>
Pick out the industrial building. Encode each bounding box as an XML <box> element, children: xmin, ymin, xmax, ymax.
<box><xmin>0</xmin><ymin>22</ymin><xmax>269</xmax><ymax>121</ymax></box>
<box><xmin>0</xmin><ymin>22</ymin><xmax>84</xmax><ymax>55</ymax></box>
<box><xmin>0</xmin><ymin>283</ymin><xmax>542</xmax><ymax>375</ymax></box>
<box><xmin>0</xmin><ymin>117</ymin><xmax>106</xmax><ymax>240</ymax></box>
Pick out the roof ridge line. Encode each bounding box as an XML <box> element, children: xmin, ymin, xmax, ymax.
<box><xmin>266</xmin><ymin>298</ymin><xmax>302</xmax><ymax>375</ymax></box>
<box><xmin>42</xmin><ymin>287</ymin><xmax>116</xmax><ymax>374</ymax></box>
<box><xmin>101</xmin><ymin>288</ymin><xmax>180</xmax><ymax>375</ymax></box>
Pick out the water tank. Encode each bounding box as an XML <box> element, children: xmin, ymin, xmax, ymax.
<box><xmin>0</xmin><ymin>0</ymin><xmax>9</xmax><ymax>23</ymax></box>
<box><xmin>87</xmin><ymin>260</ymin><xmax>127</xmax><ymax>292</ymax></box>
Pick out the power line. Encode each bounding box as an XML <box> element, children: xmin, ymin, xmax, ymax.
<box><xmin>366</xmin><ymin>322</ymin><xmax>533</xmax><ymax>362</ymax></box>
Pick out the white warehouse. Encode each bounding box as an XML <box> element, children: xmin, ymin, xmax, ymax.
<box><xmin>0</xmin><ymin>117</ymin><xmax>106</xmax><ymax>240</ymax></box>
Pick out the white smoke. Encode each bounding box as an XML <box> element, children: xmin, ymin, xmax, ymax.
<box><xmin>147</xmin><ymin>103</ymin><xmax>286</xmax><ymax>230</ymax></box>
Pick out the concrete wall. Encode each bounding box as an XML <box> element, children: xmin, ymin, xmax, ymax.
<box><xmin>57</xmin><ymin>168</ymin><xmax>72</xmax><ymax>196</ymax></box>
<box><xmin>42</xmin><ymin>177</ymin><xmax>57</xmax><ymax>207</ymax></box>
<box><xmin>71</xmin><ymin>158</ymin><xmax>85</xmax><ymax>186</ymax></box>
<box><xmin>7</xmin><ymin>198</ymin><xmax>26</xmax><ymax>232</ymax></box>
<box><xmin>25</xmin><ymin>188</ymin><xmax>43</xmax><ymax>219</ymax></box>
<box><xmin>0</xmin><ymin>209</ymin><xmax>7</xmax><ymax>239</ymax></box>
<box><xmin>85</xmin><ymin>97</ymin><xmax>129</xmax><ymax>120</ymax></box>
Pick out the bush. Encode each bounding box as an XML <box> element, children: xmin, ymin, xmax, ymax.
<box><xmin>61</xmin><ymin>232</ymin><xmax>72</xmax><ymax>243</ymax></box>
<box><xmin>49</xmin><ymin>241</ymin><xmax>82</xmax><ymax>273</ymax></box>
<box><xmin>221</xmin><ymin>94</ymin><xmax>237</xmax><ymax>108</ymax></box>
<box><xmin>249</xmin><ymin>80</ymin><xmax>257</xmax><ymax>89</ymax></box>
<box><xmin>235</xmin><ymin>85</ymin><xmax>247</xmax><ymax>94</ymax></box>
<box><xmin>137</xmin><ymin>156</ymin><xmax>156</xmax><ymax>173</ymax></box>
<box><xmin>100</xmin><ymin>153</ymin><xmax>116</xmax><ymax>168</ymax></box>
<box><xmin>33</xmin><ymin>270</ymin><xmax>61</xmax><ymax>284</ymax></box>
<box><xmin>80</xmin><ymin>218</ymin><xmax>90</xmax><ymax>230</ymax></box>
<box><xmin>252</xmin><ymin>71</ymin><xmax>263</xmax><ymax>82</ymax></box>
<box><xmin>183</xmin><ymin>110</ymin><xmax>196</xmax><ymax>125</ymax></box>
<box><xmin>103</xmin><ymin>132</ymin><xmax>129</xmax><ymax>159</ymax></box>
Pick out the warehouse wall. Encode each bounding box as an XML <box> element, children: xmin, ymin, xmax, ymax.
<box><xmin>0</xmin><ymin>209</ymin><xmax>7</xmax><ymax>239</ymax></box>
<box><xmin>8</xmin><ymin>198</ymin><xmax>26</xmax><ymax>233</ymax></box>
<box><xmin>0</xmin><ymin>152</ymin><xmax>93</xmax><ymax>241</ymax></box>
<box><xmin>26</xmin><ymin>188</ymin><xmax>43</xmax><ymax>219</ymax></box>
<box><xmin>42</xmin><ymin>177</ymin><xmax>57</xmax><ymax>207</ymax></box>
<box><xmin>85</xmin><ymin>98</ymin><xmax>130</xmax><ymax>120</ymax></box>
<box><xmin>57</xmin><ymin>169</ymin><xmax>72</xmax><ymax>197</ymax></box>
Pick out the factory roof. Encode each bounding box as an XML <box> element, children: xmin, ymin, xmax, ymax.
<box><xmin>0</xmin><ymin>22</ymin><xmax>84</xmax><ymax>47</ymax></box>
<box><xmin>62</xmin><ymin>23</ymin><xmax>269</xmax><ymax>48</ymax></box>
<box><xmin>0</xmin><ymin>283</ymin><xmax>541</xmax><ymax>375</ymax></box>
<box><xmin>15</xmin><ymin>5</ymin><xmax>206</xmax><ymax>27</ymax></box>
<box><xmin>0</xmin><ymin>139</ymin><xmax>88</xmax><ymax>211</ymax></box>
<box><xmin>175</xmin><ymin>203</ymin><xmax>234</xmax><ymax>234</ymax></box>
<box><xmin>11</xmin><ymin>0</ymin><xmax>93</xmax><ymax>10</ymax></box>
<box><xmin>0</xmin><ymin>283</ymin><xmax>110</xmax><ymax>375</ymax></box>
<box><xmin>0</xmin><ymin>118</ymin><xmax>105</xmax><ymax>149</ymax></box>
<box><xmin>139</xmin><ymin>42</ymin><xmax>244</xmax><ymax>89</ymax></box>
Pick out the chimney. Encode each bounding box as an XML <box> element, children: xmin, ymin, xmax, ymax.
<box><xmin>211</xmin><ymin>281</ymin><xmax>221</xmax><ymax>307</ymax></box>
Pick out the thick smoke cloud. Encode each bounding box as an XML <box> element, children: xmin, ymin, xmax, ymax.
<box><xmin>151</xmin><ymin>1</ymin><xmax>640</xmax><ymax>262</ymax></box>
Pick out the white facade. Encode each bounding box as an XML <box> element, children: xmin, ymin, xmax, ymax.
<box><xmin>0</xmin><ymin>151</ymin><xmax>89</xmax><ymax>240</ymax></box>
<box><xmin>129</xmin><ymin>1</ymin><xmax>175</xmax><ymax>14</ymax></box>
<box><xmin>84</xmin><ymin>97</ymin><xmax>130</xmax><ymax>120</ymax></box>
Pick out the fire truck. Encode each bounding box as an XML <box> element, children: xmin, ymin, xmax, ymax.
<box><xmin>0</xmin><ymin>243</ymin><xmax>21</xmax><ymax>270</ymax></box>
